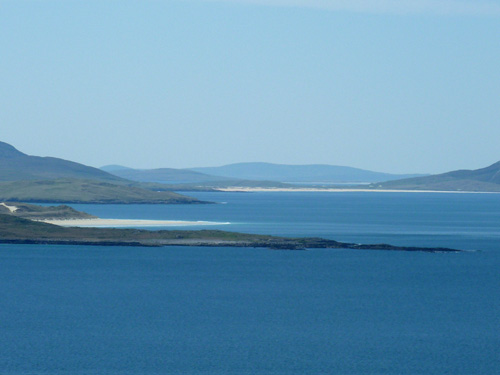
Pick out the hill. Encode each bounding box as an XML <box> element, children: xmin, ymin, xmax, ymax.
<box><xmin>190</xmin><ymin>162</ymin><xmax>426</xmax><ymax>184</ymax></box>
<box><xmin>100</xmin><ymin>165</ymin><xmax>294</xmax><ymax>189</ymax></box>
<box><xmin>374</xmin><ymin>161</ymin><xmax>500</xmax><ymax>192</ymax></box>
<box><xmin>0</xmin><ymin>202</ymin><xmax>96</xmax><ymax>220</ymax></box>
<box><xmin>100</xmin><ymin>165</ymin><xmax>134</xmax><ymax>172</ymax></box>
<box><xmin>0</xmin><ymin>179</ymin><xmax>201</xmax><ymax>204</ymax></box>
<box><xmin>0</xmin><ymin>142</ymin><xmax>202</xmax><ymax>203</ymax></box>
<box><xmin>101</xmin><ymin>166</ymin><xmax>229</xmax><ymax>184</ymax></box>
<box><xmin>0</xmin><ymin>141</ymin><xmax>122</xmax><ymax>182</ymax></box>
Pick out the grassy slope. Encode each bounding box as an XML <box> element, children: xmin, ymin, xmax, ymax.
<box><xmin>106</xmin><ymin>168</ymin><xmax>295</xmax><ymax>189</ymax></box>
<box><xmin>0</xmin><ymin>141</ymin><xmax>203</xmax><ymax>203</ymax></box>
<box><xmin>374</xmin><ymin>177</ymin><xmax>500</xmax><ymax>192</ymax></box>
<box><xmin>375</xmin><ymin>161</ymin><xmax>500</xmax><ymax>192</ymax></box>
<box><xmin>108</xmin><ymin>167</ymin><xmax>229</xmax><ymax>184</ymax></box>
<box><xmin>0</xmin><ymin>179</ymin><xmax>202</xmax><ymax>204</ymax></box>
<box><xmin>0</xmin><ymin>141</ymin><xmax>122</xmax><ymax>182</ymax></box>
<box><xmin>0</xmin><ymin>202</ymin><xmax>97</xmax><ymax>219</ymax></box>
<box><xmin>0</xmin><ymin>214</ymin><xmax>462</xmax><ymax>252</ymax></box>
<box><xmin>0</xmin><ymin>214</ymin><xmax>296</xmax><ymax>247</ymax></box>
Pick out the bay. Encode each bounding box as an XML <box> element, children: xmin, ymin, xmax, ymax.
<box><xmin>1</xmin><ymin>192</ymin><xmax>499</xmax><ymax>374</ymax></box>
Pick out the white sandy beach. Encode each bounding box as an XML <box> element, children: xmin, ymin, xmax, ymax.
<box><xmin>39</xmin><ymin>218</ymin><xmax>230</xmax><ymax>228</ymax></box>
<box><xmin>1</xmin><ymin>201</ymin><xmax>229</xmax><ymax>228</ymax></box>
<box><xmin>0</xmin><ymin>202</ymin><xmax>18</xmax><ymax>212</ymax></box>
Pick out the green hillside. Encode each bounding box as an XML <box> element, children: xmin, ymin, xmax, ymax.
<box><xmin>0</xmin><ymin>141</ymin><xmax>122</xmax><ymax>182</ymax></box>
<box><xmin>101</xmin><ymin>165</ymin><xmax>294</xmax><ymax>189</ymax></box>
<box><xmin>0</xmin><ymin>179</ymin><xmax>201</xmax><ymax>204</ymax></box>
<box><xmin>0</xmin><ymin>141</ymin><xmax>203</xmax><ymax>203</ymax></box>
<box><xmin>0</xmin><ymin>202</ymin><xmax>97</xmax><ymax>219</ymax></box>
<box><xmin>374</xmin><ymin>161</ymin><xmax>500</xmax><ymax>192</ymax></box>
<box><xmin>101</xmin><ymin>165</ymin><xmax>229</xmax><ymax>184</ymax></box>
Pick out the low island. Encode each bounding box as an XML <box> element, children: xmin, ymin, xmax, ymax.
<box><xmin>0</xmin><ymin>202</ymin><xmax>463</xmax><ymax>253</ymax></box>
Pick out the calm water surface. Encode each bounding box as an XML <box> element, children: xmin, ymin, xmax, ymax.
<box><xmin>1</xmin><ymin>192</ymin><xmax>499</xmax><ymax>374</ymax></box>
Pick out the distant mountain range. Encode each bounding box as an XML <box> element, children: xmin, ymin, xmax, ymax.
<box><xmin>102</xmin><ymin>160</ymin><xmax>500</xmax><ymax>192</ymax></box>
<box><xmin>101</xmin><ymin>165</ymin><xmax>229</xmax><ymax>184</ymax></box>
<box><xmin>373</xmin><ymin>161</ymin><xmax>500</xmax><ymax>192</ymax></box>
<box><xmin>190</xmin><ymin>162</ymin><xmax>427</xmax><ymax>184</ymax></box>
<box><xmin>3</xmin><ymin>141</ymin><xmax>499</xmax><ymax>194</ymax></box>
<box><xmin>0</xmin><ymin>142</ymin><xmax>200</xmax><ymax>204</ymax></box>
<box><xmin>102</xmin><ymin>162</ymin><xmax>426</xmax><ymax>185</ymax></box>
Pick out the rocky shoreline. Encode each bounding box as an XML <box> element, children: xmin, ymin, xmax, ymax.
<box><xmin>0</xmin><ymin>232</ymin><xmax>464</xmax><ymax>253</ymax></box>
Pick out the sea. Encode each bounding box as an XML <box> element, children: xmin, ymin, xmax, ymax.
<box><xmin>1</xmin><ymin>192</ymin><xmax>499</xmax><ymax>375</ymax></box>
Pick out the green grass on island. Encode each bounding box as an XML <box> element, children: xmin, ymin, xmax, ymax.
<box><xmin>0</xmin><ymin>211</ymin><xmax>463</xmax><ymax>252</ymax></box>
<box><xmin>0</xmin><ymin>179</ymin><xmax>204</xmax><ymax>204</ymax></box>
<box><xmin>0</xmin><ymin>202</ymin><xmax>97</xmax><ymax>220</ymax></box>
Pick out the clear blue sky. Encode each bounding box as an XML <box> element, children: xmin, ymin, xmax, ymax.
<box><xmin>1</xmin><ymin>0</ymin><xmax>499</xmax><ymax>173</ymax></box>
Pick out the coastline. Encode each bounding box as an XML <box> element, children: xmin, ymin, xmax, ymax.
<box><xmin>0</xmin><ymin>213</ymin><xmax>464</xmax><ymax>252</ymax></box>
<box><xmin>38</xmin><ymin>218</ymin><xmax>230</xmax><ymax>228</ymax></box>
<box><xmin>216</xmin><ymin>187</ymin><xmax>499</xmax><ymax>194</ymax></box>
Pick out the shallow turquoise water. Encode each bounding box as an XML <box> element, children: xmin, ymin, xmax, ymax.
<box><xmin>1</xmin><ymin>192</ymin><xmax>499</xmax><ymax>374</ymax></box>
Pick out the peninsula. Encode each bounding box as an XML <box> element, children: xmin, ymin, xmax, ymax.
<box><xmin>0</xmin><ymin>209</ymin><xmax>462</xmax><ymax>252</ymax></box>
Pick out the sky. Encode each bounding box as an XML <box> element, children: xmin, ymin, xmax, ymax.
<box><xmin>1</xmin><ymin>0</ymin><xmax>499</xmax><ymax>174</ymax></box>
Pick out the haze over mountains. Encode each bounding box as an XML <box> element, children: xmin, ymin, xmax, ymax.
<box><xmin>2</xmin><ymin>140</ymin><xmax>500</xmax><ymax>194</ymax></box>
<box><xmin>190</xmin><ymin>163</ymin><xmax>426</xmax><ymax>184</ymax></box>
<box><xmin>102</xmin><ymin>162</ymin><xmax>426</xmax><ymax>185</ymax></box>
<box><xmin>101</xmin><ymin>165</ymin><xmax>228</xmax><ymax>184</ymax></box>
<box><xmin>103</xmin><ymin>160</ymin><xmax>500</xmax><ymax>192</ymax></box>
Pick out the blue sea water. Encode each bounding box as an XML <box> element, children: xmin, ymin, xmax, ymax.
<box><xmin>1</xmin><ymin>192</ymin><xmax>499</xmax><ymax>374</ymax></box>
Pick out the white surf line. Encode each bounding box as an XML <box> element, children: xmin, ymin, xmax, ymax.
<box><xmin>0</xmin><ymin>202</ymin><xmax>18</xmax><ymax>212</ymax></box>
<box><xmin>39</xmin><ymin>218</ymin><xmax>231</xmax><ymax>228</ymax></box>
